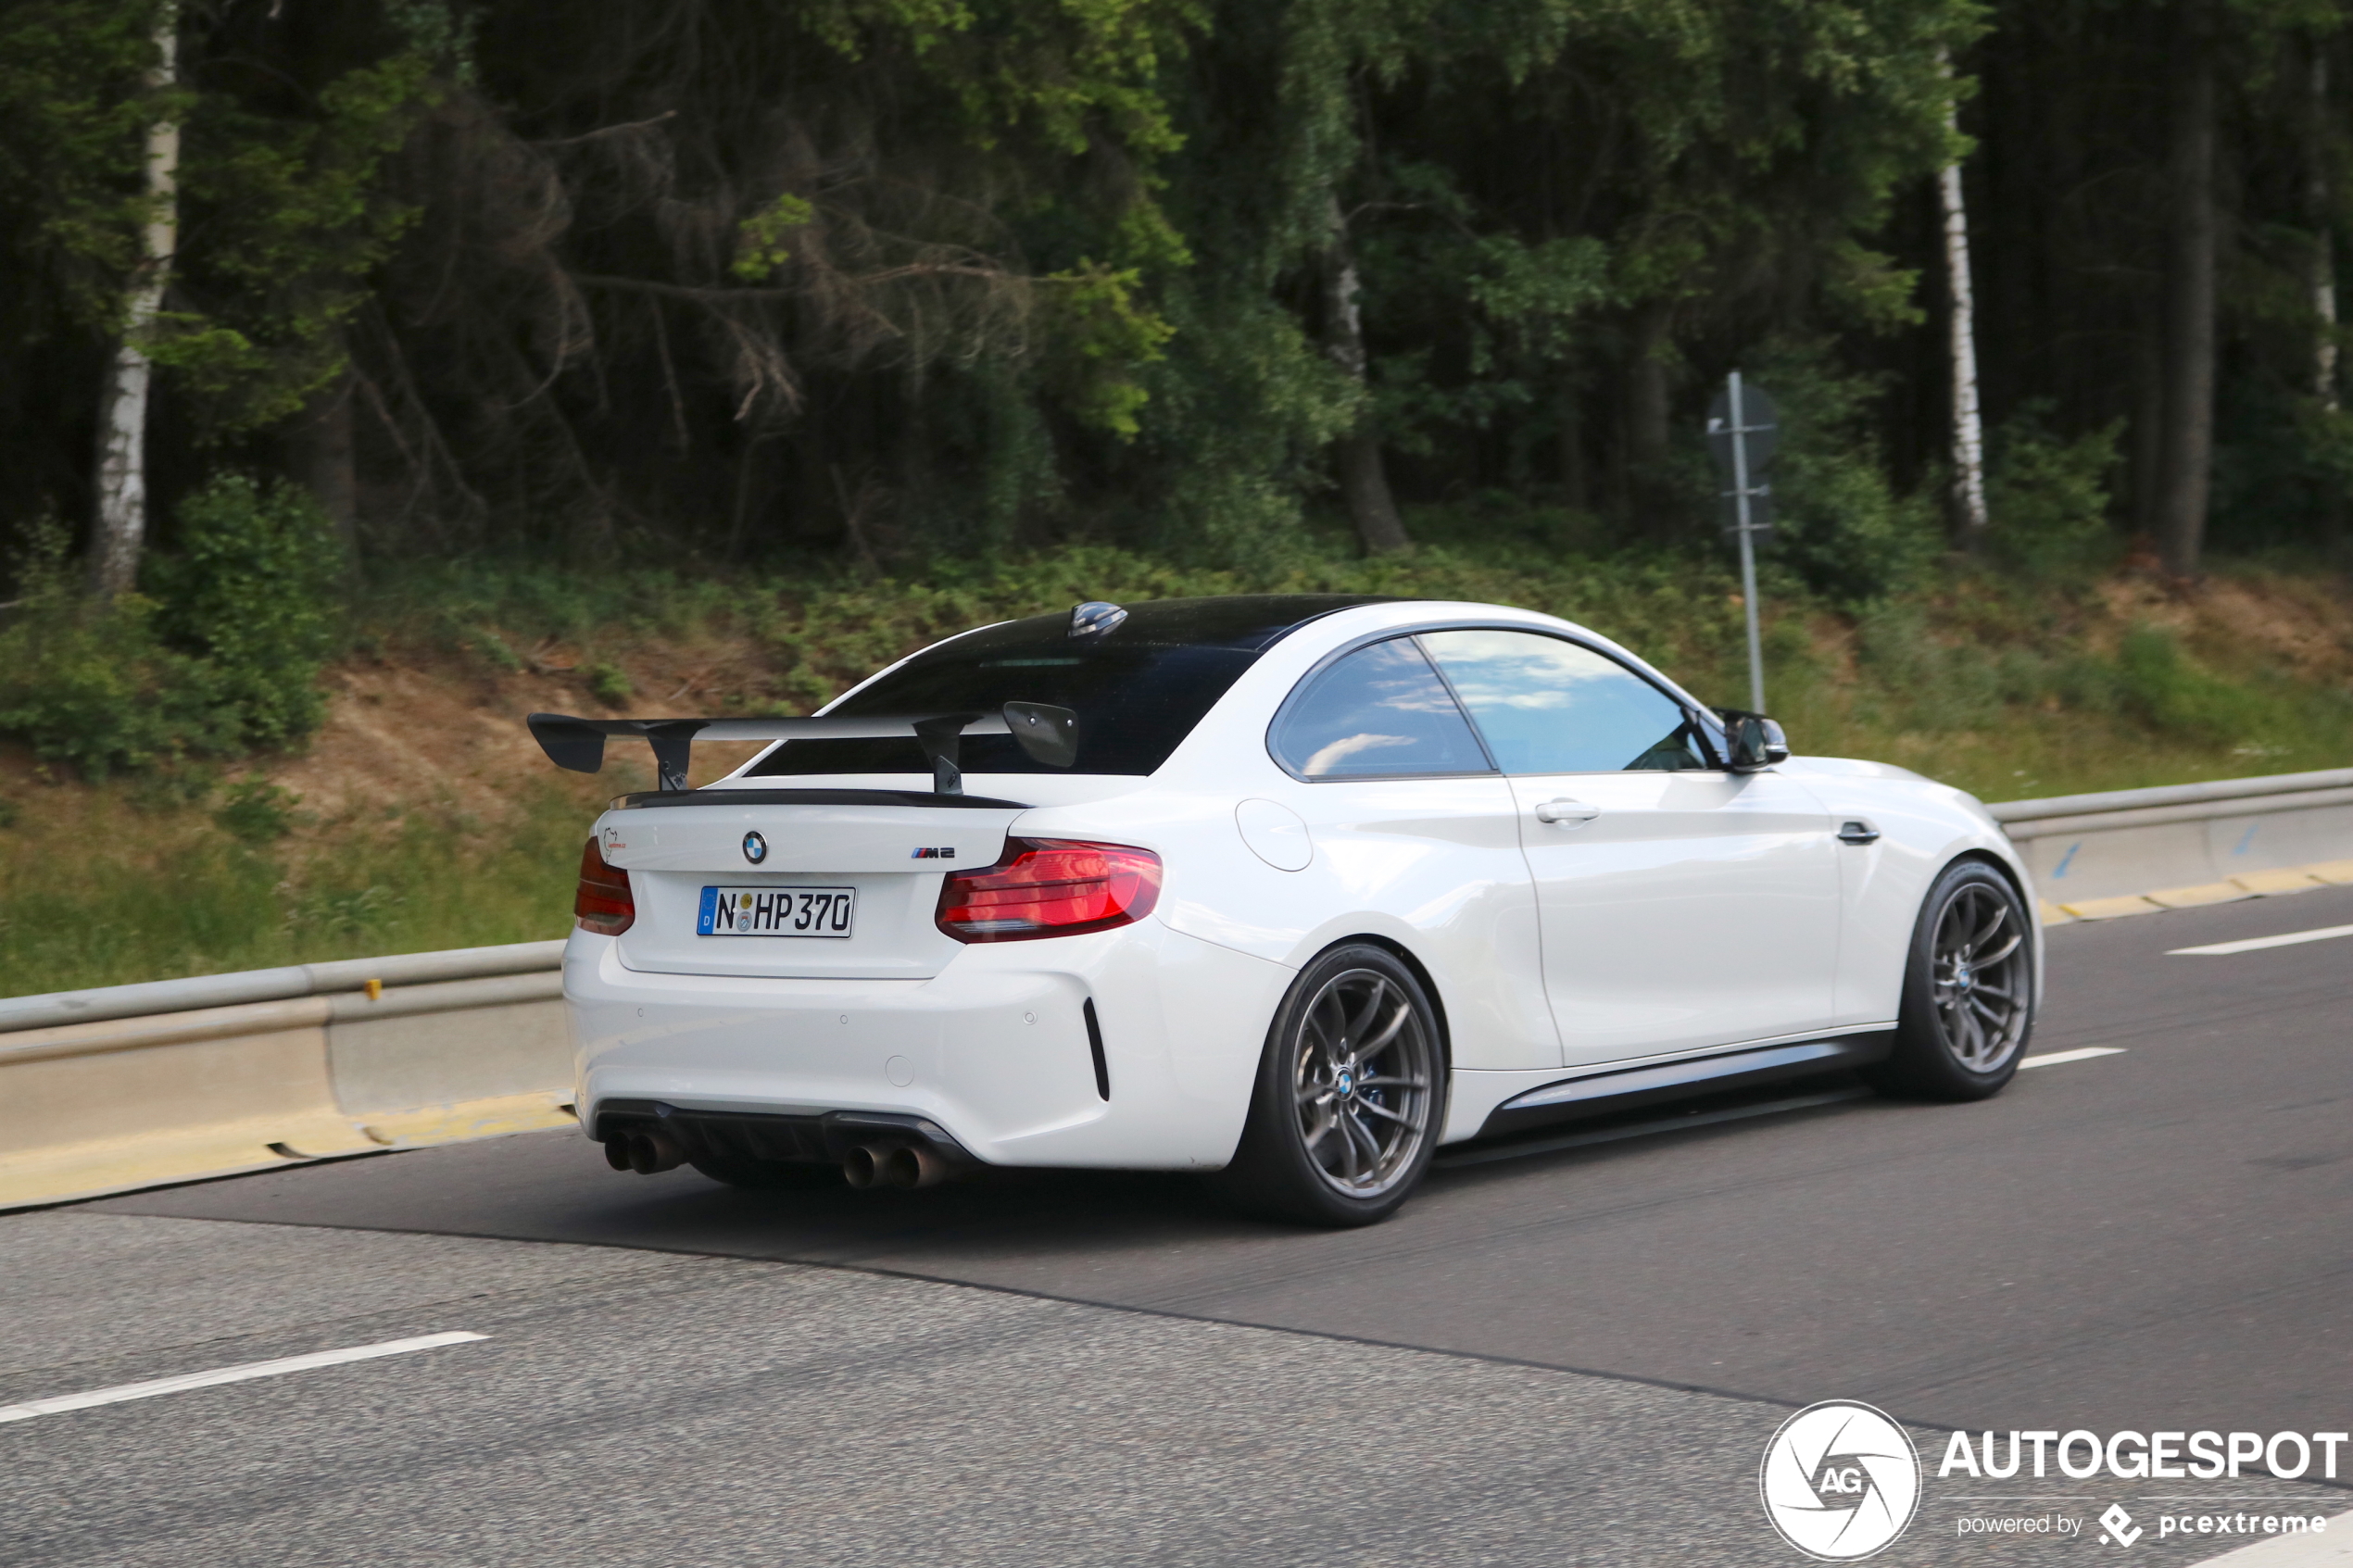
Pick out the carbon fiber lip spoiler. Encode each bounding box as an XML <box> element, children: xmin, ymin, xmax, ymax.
<box><xmin>526</xmin><ymin>702</ymin><xmax>1077</xmax><ymax>795</ymax></box>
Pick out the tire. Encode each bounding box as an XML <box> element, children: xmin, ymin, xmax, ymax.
<box><xmin>1863</xmin><ymin>859</ymin><xmax>2035</xmax><ymax>1101</ymax></box>
<box><xmin>688</xmin><ymin>1151</ymin><xmax>841</xmax><ymax>1190</ymax></box>
<box><xmin>1208</xmin><ymin>943</ymin><xmax>1446</xmax><ymax>1227</ymax></box>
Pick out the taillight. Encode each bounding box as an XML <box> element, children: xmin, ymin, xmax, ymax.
<box><xmin>936</xmin><ymin>839</ymin><xmax>1162</xmax><ymax>943</ymax></box>
<box><xmin>574</xmin><ymin>836</ymin><xmax>635</xmax><ymax>935</ymax></box>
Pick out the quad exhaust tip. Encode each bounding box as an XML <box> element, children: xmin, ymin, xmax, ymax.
<box><xmin>606</xmin><ymin>1130</ymin><xmax>686</xmax><ymax>1175</ymax></box>
<box><xmin>842</xmin><ymin>1140</ymin><xmax>950</xmax><ymax>1190</ymax></box>
<box><xmin>604</xmin><ymin>1126</ymin><xmax>953</xmax><ymax>1189</ymax></box>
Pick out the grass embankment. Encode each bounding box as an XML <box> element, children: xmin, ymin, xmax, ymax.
<box><xmin>4</xmin><ymin>531</ymin><xmax>2350</xmax><ymax>996</ymax></box>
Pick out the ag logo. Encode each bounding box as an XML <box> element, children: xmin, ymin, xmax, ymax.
<box><xmin>1759</xmin><ymin>1400</ymin><xmax>1920</xmax><ymax>1560</ymax></box>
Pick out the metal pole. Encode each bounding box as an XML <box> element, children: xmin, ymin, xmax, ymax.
<box><xmin>1730</xmin><ymin>370</ymin><xmax>1766</xmax><ymax>711</ymax></box>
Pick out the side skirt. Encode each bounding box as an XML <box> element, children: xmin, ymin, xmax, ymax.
<box><xmin>1474</xmin><ymin>1032</ymin><xmax>1894</xmax><ymax>1141</ymax></box>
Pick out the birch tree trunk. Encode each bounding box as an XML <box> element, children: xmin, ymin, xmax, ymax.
<box><xmin>2155</xmin><ymin>0</ymin><xmax>2218</xmax><ymax>581</ymax></box>
<box><xmin>1939</xmin><ymin>53</ymin><xmax>1990</xmax><ymax>547</ymax></box>
<box><xmin>1322</xmin><ymin>198</ymin><xmax>1411</xmax><ymax>556</ymax></box>
<box><xmin>89</xmin><ymin>1</ymin><xmax>180</xmax><ymax>600</ymax></box>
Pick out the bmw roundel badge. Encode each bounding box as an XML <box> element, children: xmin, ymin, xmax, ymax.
<box><xmin>742</xmin><ymin>831</ymin><xmax>768</xmax><ymax>865</ymax></box>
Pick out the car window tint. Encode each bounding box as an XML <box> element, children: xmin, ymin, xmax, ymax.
<box><xmin>1270</xmin><ymin>636</ymin><xmax>1492</xmax><ymax>778</ymax></box>
<box><xmin>1420</xmin><ymin>629</ymin><xmax>1709</xmax><ymax>773</ymax></box>
<box><xmin>748</xmin><ymin>596</ymin><xmax>1393</xmax><ymax>779</ymax></box>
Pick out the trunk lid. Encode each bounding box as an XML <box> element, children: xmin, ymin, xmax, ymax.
<box><xmin>595</xmin><ymin>788</ymin><xmax>1028</xmax><ymax>979</ymax></box>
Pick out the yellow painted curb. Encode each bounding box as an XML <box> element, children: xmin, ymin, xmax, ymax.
<box><xmin>2057</xmin><ymin>895</ymin><xmax>2163</xmax><ymax>921</ymax></box>
<box><xmin>0</xmin><ymin>1111</ymin><xmax>372</xmax><ymax>1211</ymax></box>
<box><xmin>2043</xmin><ymin>853</ymin><xmax>2353</xmax><ymax>925</ymax></box>
<box><xmin>0</xmin><ymin>1092</ymin><xmax>576</xmax><ymax>1211</ymax></box>
<box><xmin>2145</xmin><ymin>882</ymin><xmax>2253</xmax><ymax>909</ymax></box>
<box><xmin>2230</xmin><ymin>868</ymin><xmax>2325</xmax><ymax>896</ymax></box>
<box><xmin>360</xmin><ymin>1091</ymin><xmax>574</xmax><ymax>1149</ymax></box>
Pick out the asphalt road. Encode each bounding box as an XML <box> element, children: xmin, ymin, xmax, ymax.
<box><xmin>4</xmin><ymin>887</ymin><xmax>2348</xmax><ymax>1564</ymax></box>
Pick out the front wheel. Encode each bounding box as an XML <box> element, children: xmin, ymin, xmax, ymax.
<box><xmin>1208</xmin><ymin>944</ymin><xmax>1445</xmax><ymax>1227</ymax></box>
<box><xmin>1863</xmin><ymin>859</ymin><xmax>2035</xmax><ymax>1100</ymax></box>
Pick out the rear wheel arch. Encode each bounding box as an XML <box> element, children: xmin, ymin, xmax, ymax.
<box><xmin>1211</xmin><ymin>937</ymin><xmax>1449</xmax><ymax>1224</ymax></box>
<box><xmin>1329</xmin><ymin>934</ymin><xmax>1454</xmax><ymax>1080</ymax></box>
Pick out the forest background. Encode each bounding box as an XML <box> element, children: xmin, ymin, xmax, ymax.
<box><xmin>3</xmin><ymin>0</ymin><xmax>2353</xmax><ymax>991</ymax></box>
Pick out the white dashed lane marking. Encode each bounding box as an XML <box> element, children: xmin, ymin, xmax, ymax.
<box><xmin>2170</xmin><ymin>922</ymin><xmax>2353</xmax><ymax>957</ymax></box>
<box><xmin>2018</xmin><ymin>1047</ymin><xmax>2128</xmax><ymax>1070</ymax></box>
<box><xmin>0</xmin><ymin>1332</ymin><xmax>486</xmax><ymax>1424</ymax></box>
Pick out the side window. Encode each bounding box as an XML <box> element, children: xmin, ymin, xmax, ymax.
<box><xmin>1270</xmin><ymin>636</ymin><xmax>1494</xmax><ymax>779</ymax></box>
<box><xmin>1420</xmin><ymin>629</ymin><xmax>1709</xmax><ymax>773</ymax></box>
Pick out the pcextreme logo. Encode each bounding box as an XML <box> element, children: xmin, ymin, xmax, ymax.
<box><xmin>1760</xmin><ymin>1400</ymin><xmax>1923</xmax><ymax>1561</ymax></box>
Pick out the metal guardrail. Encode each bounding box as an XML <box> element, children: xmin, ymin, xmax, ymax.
<box><xmin>0</xmin><ymin>941</ymin><xmax>572</xmax><ymax>1212</ymax></box>
<box><xmin>1</xmin><ymin>763</ymin><xmax>2347</xmax><ymax>1210</ymax></box>
<box><xmin>1986</xmin><ymin>767</ymin><xmax>2353</xmax><ymax>914</ymax></box>
<box><xmin>0</xmin><ymin>940</ymin><xmax>565</xmax><ymax>1035</ymax></box>
<box><xmin>1987</xmin><ymin>766</ymin><xmax>2353</xmax><ymax>840</ymax></box>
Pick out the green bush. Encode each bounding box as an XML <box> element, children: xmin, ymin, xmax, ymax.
<box><xmin>0</xmin><ymin>525</ymin><xmax>228</xmax><ymax>778</ymax></box>
<box><xmin>2112</xmin><ymin>625</ymin><xmax>2255</xmax><ymax>743</ymax></box>
<box><xmin>1745</xmin><ymin>342</ymin><xmax>1940</xmax><ymax>606</ymax></box>
<box><xmin>148</xmin><ymin>474</ymin><xmax>344</xmax><ymax>747</ymax></box>
<box><xmin>0</xmin><ymin>478</ymin><xmax>344</xmax><ymax>777</ymax></box>
<box><xmin>586</xmin><ymin>661</ymin><xmax>633</xmax><ymax>705</ymax></box>
<box><xmin>1987</xmin><ymin>407</ymin><xmax>2121</xmax><ymax>578</ymax></box>
<box><xmin>212</xmin><ymin>777</ymin><xmax>303</xmax><ymax>843</ymax></box>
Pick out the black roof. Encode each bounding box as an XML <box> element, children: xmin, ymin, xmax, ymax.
<box><xmin>951</xmin><ymin>595</ymin><xmax>1402</xmax><ymax>656</ymax></box>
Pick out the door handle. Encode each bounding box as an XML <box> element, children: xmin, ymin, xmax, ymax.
<box><xmin>1534</xmin><ymin>798</ymin><xmax>1602</xmax><ymax>825</ymax></box>
<box><xmin>1836</xmin><ymin>820</ymin><xmax>1881</xmax><ymax>846</ymax></box>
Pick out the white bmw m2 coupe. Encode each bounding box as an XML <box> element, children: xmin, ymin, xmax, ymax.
<box><xmin>533</xmin><ymin>595</ymin><xmax>2039</xmax><ymax>1225</ymax></box>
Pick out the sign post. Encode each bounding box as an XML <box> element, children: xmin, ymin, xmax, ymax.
<box><xmin>1705</xmin><ymin>372</ymin><xmax>1778</xmax><ymax>713</ymax></box>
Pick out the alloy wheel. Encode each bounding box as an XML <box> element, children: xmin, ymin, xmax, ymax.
<box><xmin>1930</xmin><ymin>882</ymin><xmax>2030</xmax><ymax>1072</ymax></box>
<box><xmin>1290</xmin><ymin>967</ymin><xmax>1436</xmax><ymax>1198</ymax></box>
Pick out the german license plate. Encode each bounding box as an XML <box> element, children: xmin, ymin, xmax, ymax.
<box><xmin>697</xmin><ymin>885</ymin><xmax>856</xmax><ymax>938</ymax></box>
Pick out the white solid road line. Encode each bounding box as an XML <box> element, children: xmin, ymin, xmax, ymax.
<box><xmin>2187</xmin><ymin>1511</ymin><xmax>2353</xmax><ymax>1565</ymax></box>
<box><xmin>0</xmin><ymin>1332</ymin><xmax>486</xmax><ymax>1424</ymax></box>
<box><xmin>2018</xmin><ymin>1047</ymin><xmax>2127</xmax><ymax>1070</ymax></box>
<box><xmin>2170</xmin><ymin>922</ymin><xmax>2353</xmax><ymax>957</ymax></box>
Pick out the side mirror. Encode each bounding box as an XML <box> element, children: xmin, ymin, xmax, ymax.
<box><xmin>1713</xmin><ymin>708</ymin><xmax>1789</xmax><ymax>771</ymax></box>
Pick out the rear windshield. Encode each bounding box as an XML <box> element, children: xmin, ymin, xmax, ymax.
<box><xmin>749</xmin><ymin>596</ymin><xmax>1394</xmax><ymax>779</ymax></box>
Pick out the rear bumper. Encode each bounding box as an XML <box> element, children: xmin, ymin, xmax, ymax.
<box><xmin>564</xmin><ymin>921</ymin><xmax>1292</xmax><ymax>1170</ymax></box>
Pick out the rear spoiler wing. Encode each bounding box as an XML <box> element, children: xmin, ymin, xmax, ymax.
<box><xmin>526</xmin><ymin>703</ymin><xmax>1078</xmax><ymax>796</ymax></box>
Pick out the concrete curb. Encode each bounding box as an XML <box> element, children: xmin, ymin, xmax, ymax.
<box><xmin>0</xmin><ymin>954</ymin><xmax>572</xmax><ymax>1211</ymax></box>
<box><xmin>1991</xmin><ymin>771</ymin><xmax>2353</xmax><ymax>910</ymax></box>
<box><xmin>2036</xmin><ymin>857</ymin><xmax>2353</xmax><ymax>925</ymax></box>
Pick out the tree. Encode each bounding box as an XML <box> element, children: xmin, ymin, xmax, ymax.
<box><xmin>2155</xmin><ymin>0</ymin><xmax>2219</xmax><ymax>580</ymax></box>
<box><xmin>9</xmin><ymin>0</ymin><xmax>2353</xmax><ymax>583</ymax></box>
<box><xmin>1321</xmin><ymin>198</ymin><xmax>1410</xmax><ymax>553</ymax></box>
<box><xmin>88</xmin><ymin>0</ymin><xmax>176</xmax><ymax>599</ymax></box>
<box><xmin>1940</xmin><ymin>51</ymin><xmax>1989</xmax><ymax>546</ymax></box>
<box><xmin>2309</xmin><ymin>39</ymin><xmax>2338</xmax><ymax>410</ymax></box>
